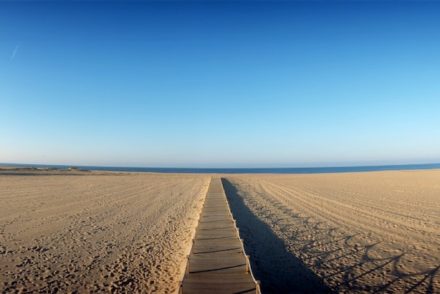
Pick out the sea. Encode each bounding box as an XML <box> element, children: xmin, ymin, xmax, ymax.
<box><xmin>1</xmin><ymin>163</ymin><xmax>440</xmax><ymax>174</ymax></box>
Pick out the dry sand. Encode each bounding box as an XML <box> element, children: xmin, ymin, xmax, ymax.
<box><xmin>226</xmin><ymin>170</ymin><xmax>440</xmax><ymax>293</ymax></box>
<box><xmin>0</xmin><ymin>172</ymin><xmax>209</xmax><ymax>293</ymax></box>
<box><xmin>2</xmin><ymin>169</ymin><xmax>439</xmax><ymax>293</ymax></box>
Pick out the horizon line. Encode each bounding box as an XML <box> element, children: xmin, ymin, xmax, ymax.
<box><xmin>2</xmin><ymin>161</ymin><xmax>440</xmax><ymax>170</ymax></box>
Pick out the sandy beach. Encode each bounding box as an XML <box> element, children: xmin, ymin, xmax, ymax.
<box><xmin>1</xmin><ymin>169</ymin><xmax>439</xmax><ymax>293</ymax></box>
<box><xmin>0</xmin><ymin>171</ymin><xmax>209</xmax><ymax>293</ymax></box>
<box><xmin>226</xmin><ymin>170</ymin><xmax>440</xmax><ymax>293</ymax></box>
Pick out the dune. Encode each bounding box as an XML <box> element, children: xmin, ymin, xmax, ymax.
<box><xmin>0</xmin><ymin>173</ymin><xmax>209</xmax><ymax>293</ymax></box>
<box><xmin>226</xmin><ymin>170</ymin><xmax>440</xmax><ymax>293</ymax></box>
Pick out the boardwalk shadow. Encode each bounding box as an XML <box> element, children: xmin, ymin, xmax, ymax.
<box><xmin>222</xmin><ymin>178</ymin><xmax>332</xmax><ymax>293</ymax></box>
<box><xmin>222</xmin><ymin>179</ymin><xmax>440</xmax><ymax>293</ymax></box>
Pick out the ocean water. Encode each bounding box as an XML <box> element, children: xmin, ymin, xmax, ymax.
<box><xmin>2</xmin><ymin>163</ymin><xmax>440</xmax><ymax>174</ymax></box>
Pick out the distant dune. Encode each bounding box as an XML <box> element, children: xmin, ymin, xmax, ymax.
<box><xmin>226</xmin><ymin>170</ymin><xmax>440</xmax><ymax>293</ymax></box>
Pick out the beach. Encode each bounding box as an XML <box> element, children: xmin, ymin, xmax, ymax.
<box><xmin>226</xmin><ymin>170</ymin><xmax>440</xmax><ymax>292</ymax></box>
<box><xmin>0</xmin><ymin>171</ymin><xmax>209</xmax><ymax>293</ymax></box>
<box><xmin>1</xmin><ymin>169</ymin><xmax>439</xmax><ymax>293</ymax></box>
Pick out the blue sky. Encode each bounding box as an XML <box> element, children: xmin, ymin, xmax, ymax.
<box><xmin>1</xmin><ymin>1</ymin><xmax>440</xmax><ymax>167</ymax></box>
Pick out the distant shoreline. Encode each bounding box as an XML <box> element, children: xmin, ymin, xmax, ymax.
<box><xmin>1</xmin><ymin>162</ymin><xmax>440</xmax><ymax>174</ymax></box>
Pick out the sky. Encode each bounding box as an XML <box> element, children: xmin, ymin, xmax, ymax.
<box><xmin>1</xmin><ymin>1</ymin><xmax>440</xmax><ymax>168</ymax></box>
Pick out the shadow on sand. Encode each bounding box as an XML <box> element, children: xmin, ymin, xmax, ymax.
<box><xmin>222</xmin><ymin>178</ymin><xmax>332</xmax><ymax>293</ymax></box>
<box><xmin>222</xmin><ymin>178</ymin><xmax>440</xmax><ymax>293</ymax></box>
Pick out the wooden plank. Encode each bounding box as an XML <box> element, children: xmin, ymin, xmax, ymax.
<box><xmin>181</xmin><ymin>178</ymin><xmax>260</xmax><ymax>294</ymax></box>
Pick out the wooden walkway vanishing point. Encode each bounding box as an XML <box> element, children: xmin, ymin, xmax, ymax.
<box><xmin>180</xmin><ymin>177</ymin><xmax>261</xmax><ymax>293</ymax></box>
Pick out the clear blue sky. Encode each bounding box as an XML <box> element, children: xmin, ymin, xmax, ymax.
<box><xmin>1</xmin><ymin>1</ymin><xmax>440</xmax><ymax>167</ymax></box>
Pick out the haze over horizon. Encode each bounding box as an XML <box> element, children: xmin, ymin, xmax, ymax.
<box><xmin>2</xmin><ymin>1</ymin><xmax>440</xmax><ymax>167</ymax></box>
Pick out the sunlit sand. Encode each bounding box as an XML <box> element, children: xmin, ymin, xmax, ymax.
<box><xmin>1</xmin><ymin>169</ymin><xmax>439</xmax><ymax>292</ymax></box>
<box><xmin>0</xmin><ymin>171</ymin><xmax>209</xmax><ymax>292</ymax></box>
<box><xmin>226</xmin><ymin>170</ymin><xmax>440</xmax><ymax>292</ymax></box>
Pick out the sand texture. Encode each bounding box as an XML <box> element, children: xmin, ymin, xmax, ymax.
<box><xmin>0</xmin><ymin>173</ymin><xmax>209</xmax><ymax>293</ymax></box>
<box><xmin>226</xmin><ymin>170</ymin><xmax>440</xmax><ymax>293</ymax></box>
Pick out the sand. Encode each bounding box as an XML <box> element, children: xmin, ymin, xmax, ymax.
<box><xmin>2</xmin><ymin>169</ymin><xmax>439</xmax><ymax>293</ymax></box>
<box><xmin>0</xmin><ymin>172</ymin><xmax>209</xmax><ymax>293</ymax></box>
<box><xmin>226</xmin><ymin>170</ymin><xmax>440</xmax><ymax>293</ymax></box>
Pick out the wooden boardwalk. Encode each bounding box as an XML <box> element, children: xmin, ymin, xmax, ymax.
<box><xmin>180</xmin><ymin>177</ymin><xmax>260</xmax><ymax>293</ymax></box>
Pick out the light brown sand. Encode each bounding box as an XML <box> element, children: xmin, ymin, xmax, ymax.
<box><xmin>0</xmin><ymin>173</ymin><xmax>209</xmax><ymax>293</ymax></box>
<box><xmin>227</xmin><ymin>170</ymin><xmax>440</xmax><ymax>293</ymax></box>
